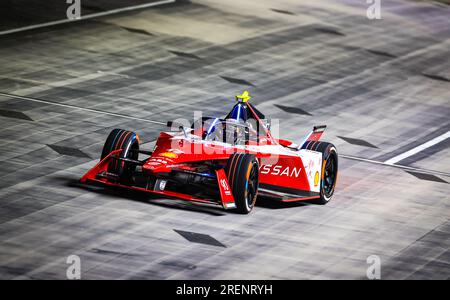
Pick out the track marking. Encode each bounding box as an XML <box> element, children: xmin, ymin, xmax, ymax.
<box><xmin>384</xmin><ymin>131</ymin><xmax>450</xmax><ymax>165</ymax></box>
<box><xmin>0</xmin><ymin>0</ymin><xmax>174</xmax><ymax>36</ymax></box>
<box><xmin>0</xmin><ymin>92</ymin><xmax>166</xmax><ymax>126</ymax></box>
<box><xmin>341</xmin><ymin>154</ymin><xmax>450</xmax><ymax>178</ymax></box>
<box><xmin>1</xmin><ymin>94</ymin><xmax>447</xmax><ymax>179</ymax></box>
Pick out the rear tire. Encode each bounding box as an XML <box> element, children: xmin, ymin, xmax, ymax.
<box><xmin>302</xmin><ymin>141</ymin><xmax>338</xmax><ymax>204</ymax></box>
<box><xmin>225</xmin><ymin>153</ymin><xmax>259</xmax><ymax>214</ymax></box>
<box><xmin>101</xmin><ymin>129</ymin><xmax>140</xmax><ymax>181</ymax></box>
<box><xmin>317</xmin><ymin>143</ymin><xmax>338</xmax><ymax>204</ymax></box>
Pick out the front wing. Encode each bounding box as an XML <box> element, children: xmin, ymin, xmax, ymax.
<box><xmin>80</xmin><ymin>150</ymin><xmax>237</xmax><ymax>209</ymax></box>
<box><xmin>80</xmin><ymin>150</ymin><xmax>322</xmax><ymax>208</ymax></box>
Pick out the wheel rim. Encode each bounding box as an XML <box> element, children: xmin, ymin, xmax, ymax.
<box><xmin>124</xmin><ymin>140</ymin><xmax>139</xmax><ymax>173</ymax></box>
<box><xmin>245</xmin><ymin>161</ymin><xmax>258</xmax><ymax>208</ymax></box>
<box><xmin>323</xmin><ymin>153</ymin><xmax>336</xmax><ymax>197</ymax></box>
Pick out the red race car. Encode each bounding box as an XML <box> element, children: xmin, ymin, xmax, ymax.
<box><xmin>80</xmin><ymin>91</ymin><xmax>338</xmax><ymax>214</ymax></box>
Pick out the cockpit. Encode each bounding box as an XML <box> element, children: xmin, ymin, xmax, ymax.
<box><xmin>203</xmin><ymin>118</ymin><xmax>253</xmax><ymax>145</ymax></box>
<box><xmin>190</xmin><ymin>92</ymin><xmax>271</xmax><ymax>146</ymax></box>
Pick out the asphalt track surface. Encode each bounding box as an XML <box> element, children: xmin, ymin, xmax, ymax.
<box><xmin>0</xmin><ymin>0</ymin><xmax>449</xmax><ymax>279</ymax></box>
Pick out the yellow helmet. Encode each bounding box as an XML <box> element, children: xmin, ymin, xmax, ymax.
<box><xmin>235</xmin><ymin>90</ymin><xmax>251</xmax><ymax>103</ymax></box>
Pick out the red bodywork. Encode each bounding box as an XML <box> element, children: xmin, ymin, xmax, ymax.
<box><xmin>81</xmin><ymin>103</ymin><xmax>326</xmax><ymax>210</ymax></box>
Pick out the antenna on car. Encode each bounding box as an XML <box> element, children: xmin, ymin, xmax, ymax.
<box><xmin>235</xmin><ymin>90</ymin><xmax>251</xmax><ymax>103</ymax></box>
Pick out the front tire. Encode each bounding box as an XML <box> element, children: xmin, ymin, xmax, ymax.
<box><xmin>101</xmin><ymin>129</ymin><xmax>140</xmax><ymax>181</ymax></box>
<box><xmin>225</xmin><ymin>153</ymin><xmax>259</xmax><ymax>214</ymax></box>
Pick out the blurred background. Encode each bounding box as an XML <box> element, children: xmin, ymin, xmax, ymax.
<box><xmin>0</xmin><ymin>0</ymin><xmax>449</xmax><ymax>280</ymax></box>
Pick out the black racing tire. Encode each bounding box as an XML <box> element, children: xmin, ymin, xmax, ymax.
<box><xmin>225</xmin><ymin>153</ymin><xmax>259</xmax><ymax>214</ymax></box>
<box><xmin>302</xmin><ymin>141</ymin><xmax>338</xmax><ymax>204</ymax></box>
<box><xmin>101</xmin><ymin>128</ymin><xmax>140</xmax><ymax>180</ymax></box>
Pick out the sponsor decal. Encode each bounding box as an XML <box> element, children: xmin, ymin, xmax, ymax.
<box><xmin>306</xmin><ymin>159</ymin><xmax>314</xmax><ymax>179</ymax></box>
<box><xmin>314</xmin><ymin>171</ymin><xmax>319</xmax><ymax>186</ymax></box>
<box><xmin>148</xmin><ymin>158</ymin><xmax>168</xmax><ymax>165</ymax></box>
<box><xmin>159</xmin><ymin>152</ymin><xmax>178</xmax><ymax>158</ymax></box>
<box><xmin>220</xmin><ymin>179</ymin><xmax>229</xmax><ymax>190</ymax></box>
<box><xmin>159</xmin><ymin>180</ymin><xmax>167</xmax><ymax>191</ymax></box>
<box><xmin>220</xmin><ymin>179</ymin><xmax>231</xmax><ymax>195</ymax></box>
<box><xmin>259</xmin><ymin>164</ymin><xmax>302</xmax><ymax>178</ymax></box>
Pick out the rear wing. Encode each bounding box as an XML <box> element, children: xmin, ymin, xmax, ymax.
<box><xmin>297</xmin><ymin>125</ymin><xmax>326</xmax><ymax>150</ymax></box>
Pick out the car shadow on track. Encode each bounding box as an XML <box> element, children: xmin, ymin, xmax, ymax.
<box><xmin>61</xmin><ymin>177</ymin><xmax>227</xmax><ymax>216</ymax></box>
<box><xmin>54</xmin><ymin>176</ymin><xmax>315</xmax><ymax>215</ymax></box>
<box><xmin>255</xmin><ymin>196</ymin><xmax>314</xmax><ymax>209</ymax></box>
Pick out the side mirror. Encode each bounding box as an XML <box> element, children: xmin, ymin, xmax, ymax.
<box><xmin>179</xmin><ymin>126</ymin><xmax>188</xmax><ymax>138</ymax></box>
<box><xmin>166</xmin><ymin>121</ymin><xmax>179</xmax><ymax>128</ymax></box>
<box><xmin>167</xmin><ymin>121</ymin><xmax>189</xmax><ymax>137</ymax></box>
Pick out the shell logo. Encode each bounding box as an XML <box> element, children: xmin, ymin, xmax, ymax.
<box><xmin>159</xmin><ymin>152</ymin><xmax>178</xmax><ymax>159</ymax></box>
<box><xmin>314</xmin><ymin>171</ymin><xmax>319</xmax><ymax>186</ymax></box>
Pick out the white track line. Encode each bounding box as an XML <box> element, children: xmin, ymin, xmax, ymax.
<box><xmin>384</xmin><ymin>131</ymin><xmax>450</xmax><ymax>165</ymax></box>
<box><xmin>0</xmin><ymin>92</ymin><xmax>166</xmax><ymax>126</ymax></box>
<box><xmin>341</xmin><ymin>154</ymin><xmax>450</xmax><ymax>178</ymax></box>
<box><xmin>0</xmin><ymin>0</ymin><xmax>174</xmax><ymax>36</ymax></box>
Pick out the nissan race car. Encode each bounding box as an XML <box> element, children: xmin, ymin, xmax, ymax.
<box><xmin>80</xmin><ymin>91</ymin><xmax>338</xmax><ymax>214</ymax></box>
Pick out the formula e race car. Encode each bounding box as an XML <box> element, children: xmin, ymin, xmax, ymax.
<box><xmin>80</xmin><ymin>91</ymin><xmax>338</xmax><ymax>214</ymax></box>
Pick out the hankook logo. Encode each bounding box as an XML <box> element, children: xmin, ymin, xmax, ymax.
<box><xmin>259</xmin><ymin>164</ymin><xmax>302</xmax><ymax>178</ymax></box>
